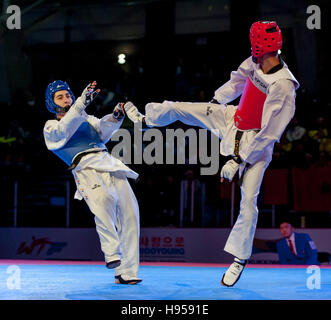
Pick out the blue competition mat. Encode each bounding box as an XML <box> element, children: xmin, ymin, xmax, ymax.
<box><xmin>0</xmin><ymin>262</ymin><xmax>330</xmax><ymax>300</ymax></box>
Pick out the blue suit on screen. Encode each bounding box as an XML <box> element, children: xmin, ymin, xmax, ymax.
<box><xmin>277</xmin><ymin>232</ymin><xmax>319</xmax><ymax>265</ymax></box>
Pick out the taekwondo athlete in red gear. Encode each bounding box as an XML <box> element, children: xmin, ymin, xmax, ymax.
<box><xmin>43</xmin><ymin>80</ymin><xmax>142</xmax><ymax>285</ymax></box>
<box><xmin>123</xmin><ymin>21</ymin><xmax>299</xmax><ymax>287</ymax></box>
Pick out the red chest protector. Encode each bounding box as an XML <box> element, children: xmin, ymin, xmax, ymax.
<box><xmin>234</xmin><ymin>77</ymin><xmax>267</xmax><ymax>131</ymax></box>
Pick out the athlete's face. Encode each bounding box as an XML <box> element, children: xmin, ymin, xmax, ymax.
<box><xmin>279</xmin><ymin>222</ymin><xmax>294</xmax><ymax>239</ymax></box>
<box><xmin>53</xmin><ymin>90</ymin><xmax>73</xmax><ymax>119</ymax></box>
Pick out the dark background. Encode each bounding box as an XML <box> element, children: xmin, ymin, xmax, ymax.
<box><xmin>0</xmin><ymin>0</ymin><xmax>330</xmax><ymax>230</ymax></box>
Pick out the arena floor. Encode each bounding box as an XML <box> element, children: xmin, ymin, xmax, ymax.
<box><xmin>0</xmin><ymin>260</ymin><xmax>330</xmax><ymax>300</ymax></box>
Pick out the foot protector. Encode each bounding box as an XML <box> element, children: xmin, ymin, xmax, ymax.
<box><xmin>106</xmin><ymin>260</ymin><xmax>121</xmax><ymax>269</ymax></box>
<box><xmin>115</xmin><ymin>275</ymin><xmax>142</xmax><ymax>285</ymax></box>
<box><xmin>221</xmin><ymin>259</ymin><xmax>247</xmax><ymax>287</ymax></box>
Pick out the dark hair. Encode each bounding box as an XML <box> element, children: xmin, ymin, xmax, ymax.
<box><xmin>280</xmin><ymin>220</ymin><xmax>293</xmax><ymax>227</ymax></box>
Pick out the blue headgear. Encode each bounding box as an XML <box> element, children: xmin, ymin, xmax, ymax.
<box><xmin>45</xmin><ymin>80</ymin><xmax>76</xmax><ymax>114</ymax></box>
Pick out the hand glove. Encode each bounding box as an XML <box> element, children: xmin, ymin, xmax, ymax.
<box><xmin>220</xmin><ymin>159</ymin><xmax>240</xmax><ymax>182</ymax></box>
<box><xmin>80</xmin><ymin>81</ymin><xmax>100</xmax><ymax>107</ymax></box>
<box><xmin>72</xmin><ymin>81</ymin><xmax>100</xmax><ymax>113</ymax></box>
<box><xmin>124</xmin><ymin>101</ymin><xmax>145</xmax><ymax>123</ymax></box>
<box><xmin>113</xmin><ymin>103</ymin><xmax>125</xmax><ymax>120</ymax></box>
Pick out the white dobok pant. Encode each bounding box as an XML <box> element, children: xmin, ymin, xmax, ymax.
<box><xmin>145</xmin><ymin>101</ymin><xmax>272</xmax><ymax>260</ymax></box>
<box><xmin>72</xmin><ymin>169</ymin><xmax>140</xmax><ymax>278</ymax></box>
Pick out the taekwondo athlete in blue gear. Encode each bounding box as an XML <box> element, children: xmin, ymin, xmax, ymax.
<box><xmin>43</xmin><ymin>80</ymin><xmax>142</xmax><ymax>284</ymax></box>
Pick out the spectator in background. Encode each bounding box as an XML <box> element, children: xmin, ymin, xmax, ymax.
<box><xmin>285</xmin><ymin>116</ymin><xmax>322</xmax><ymax>168</ymax></box>
<box><xmin>308</xmin><ymin>116</ymin><xmax>328</xmax><ymax>145</ymax></box>
<box><xmin>318</xmin><ymin>118</ymin><xmax>331</xmax><ymax>157</ymax></box>
<box><xmin>6</xmin><ymin>119</ymin><xmax>28</xmax><ymax>163</ymax></box>
<box><xmin>320</xmin><ymin>138</ymin><xmax>331</xmax><ymax>157</ymax></box>
<box><xmin>290</xmin><ymin>135</ymin><xmax>317</xmax><ymax>168</ymax></box>
<box><xmin>159</xmin><ymin>174</ymin><xmax>180</xmax><ymax>226</ymax></box>
<box><xmin>270</xmin><ymin>133</ymin><xmax>292</xmax><ymax>168</ymax></box>
<box><xmin>313</xmin><ymin>151</ymin><xmax>331</xmax><ymax>168</ymax></box>
<box><xmin>177</xmin><ymin>169</ymin><xmax>205</xmax><ymax>227</ymax></box>
<box><xmin>286</xmin><ymin>117</ymin><xmax>306</xmax><ymax>143</ymax></box>
<box><xmin>134</xmin><ymin>171</ymin><xmax>161</xmax><ymax>227</ymax></box>
<box><xmin>277</xmin><ymin>221</ymin><xmax>319</xmax><ymax>265</ymax></box>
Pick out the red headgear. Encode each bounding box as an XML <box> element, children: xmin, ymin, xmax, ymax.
<box><xmin>250</xmin><ymin>21</ymin><xmax>282</xmax><ymax>63</ymax></box>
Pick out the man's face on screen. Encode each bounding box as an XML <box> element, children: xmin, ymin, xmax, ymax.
<box><xmin>279</xmin><ymin>222</ymin><xmax>294</xmax><ymax>238</ymax></box>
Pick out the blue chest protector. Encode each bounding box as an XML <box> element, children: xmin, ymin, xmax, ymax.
<box><xmin>52</xmin><ymin>121</ymin><xmax>107</xmax><ymax>166</ymax></box>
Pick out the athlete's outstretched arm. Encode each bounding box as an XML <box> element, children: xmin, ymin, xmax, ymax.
<box><xmin>86</xmin><ymin>103</ymin><xmax>126</xmax><ymax>143</ymax></box>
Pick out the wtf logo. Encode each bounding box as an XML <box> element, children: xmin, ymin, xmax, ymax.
<box><xmin>17</xmin><ymin>236</ymin><xmax>67</xmax><ymax>256</ymax></box>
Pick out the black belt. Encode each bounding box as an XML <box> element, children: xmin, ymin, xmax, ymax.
<box><xmin>234</xmin><ymin>130</ymin><xmax>243</xmax><ymax>158</ymax></box>
<box><xmin>234</xmin><ymin>130</ymin><xmax>247</xmax><ymax>187</ymax></box>
<box><xmin>234</xmin><ymin>129</ymin><xmax>260</xmax><ymax>186</ymax></box>
<box><xmin>68</xmin><ymin>150</ymin><xmax>105</xmax><ymax>170</ymax></box>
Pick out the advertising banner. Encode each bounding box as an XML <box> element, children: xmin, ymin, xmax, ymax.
<box><xmin>0</xmin><ymin>228</ymin><xmax>330</xmax><ymax>264</ymax></box>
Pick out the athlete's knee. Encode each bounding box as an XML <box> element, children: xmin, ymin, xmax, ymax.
<box><xmin>122</xmin><ymin>205</ymin><xmax>139</xmax><ymax>226</ymax></box>
<box><xmin>241</xmin><ymin>192</ymin><xmax>258</xmax><ymax>205</ymax></box>
<box><xmin>146</xmin><ymin>100</ymin><xmax>173</xmax><ymax>111</ymax></box>
<box><xmin>239</xmin><ymin>193</ymin><xmax>259</xmax><ymax>217</ymax></box>
<box><xmin>236</xmin><ymin>207</ymin><xmax>259</xmax><ymax>229</ymax></box>
<box><xmin>127</xmin><ymin>213</ymin><xmax>139</xmax><ymax>229</ymax></box>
